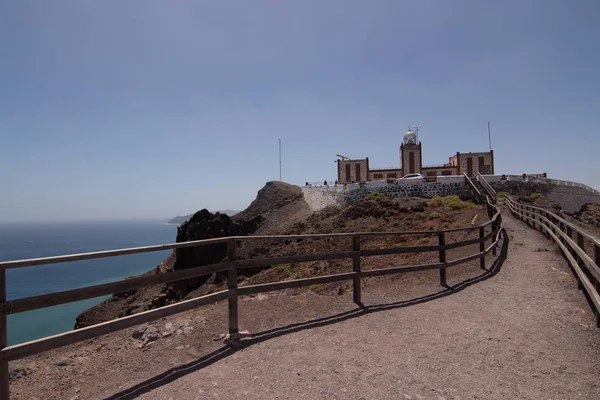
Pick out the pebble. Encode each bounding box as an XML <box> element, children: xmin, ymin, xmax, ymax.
<box><xmin>52</xmin><ymin>357</ymin><xmax>73</xmax><ymax>367</ymax></box>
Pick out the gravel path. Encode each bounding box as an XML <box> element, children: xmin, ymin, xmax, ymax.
<box><xmin>136</xmin><ymin>209</ymin><xmax>600</xmax><ymax>399</ymax></box>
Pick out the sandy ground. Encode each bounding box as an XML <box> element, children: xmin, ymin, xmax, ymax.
<box><xmin>9</xmin><ymin>208</ymin><xmax>600</xmax><ymax>399</ymax></box>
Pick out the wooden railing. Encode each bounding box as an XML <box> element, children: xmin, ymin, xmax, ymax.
<box><xmin>0</xmin><ymin>198</ymin><xmax>503</xmax><ymax>399</ymax></box>
<box><xmin>505</xmin><ymin>196</ymin><xmax>600</xmax><ymax>328</ymax></box>
<box><xmin>477</xmin><ymin>172</ymin><xmax>497</xmax><ymax>203</ymax></box>
<box><xmin>464</xmin><ymin>173</ymin><xmax>483</xmax><ymax>204</ymax></box>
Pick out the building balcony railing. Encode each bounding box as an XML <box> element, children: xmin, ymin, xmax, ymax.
<box><xmin>422</xmin><ymin>164</ymin><xmax>456</xmax><ymax>169</ymax></box>
<box><xmin>369</xmin><ymin>166</ymin><xmax>401</xmax><ymax>171</ymax></box>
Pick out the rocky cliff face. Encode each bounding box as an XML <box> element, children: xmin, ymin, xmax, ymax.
<box><xmin>75</xmin><ymin>181</ymin><xmax>308</xmax><ymax>328</ymax></box>
<box><xmin>168</xmin><ymin>209</ymin><xmax>260</xmax><ymax>297</ymax></box>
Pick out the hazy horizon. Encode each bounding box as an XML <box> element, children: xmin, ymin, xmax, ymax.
<box><xmin>2</xmin><ymin>1</ymin><xmax>599</xmax><ymax>222</ymax></box>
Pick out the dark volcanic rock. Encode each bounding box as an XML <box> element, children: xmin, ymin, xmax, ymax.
<box><xmin>74</xmin><ymin>181</ymin><xmax>306</xmax><ymax>328</ymax></box>
<box><xmin>174</xmin><ymin>209</ymin><xmax>257</xmax><ymax>270</ymax></box>
<box><xmin>170</xmin><ymin>209</ymin><xmax>259</xmax><ymax>296</ymax></box>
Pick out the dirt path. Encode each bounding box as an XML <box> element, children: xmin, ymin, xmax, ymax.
<box><xmin>132</xmin><ymin>209</ymin><xmax>600</xmax><ymax>399</ymax></box>
<box><xmin>10</xmin><ymin>208</ymin><xmax>600</xmax><ymax>399</ymax></box>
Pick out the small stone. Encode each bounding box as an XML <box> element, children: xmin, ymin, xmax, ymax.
<box><xmin>223</xmin><ymin>330</ymin><xmax>251</xmax><ymax>346</ymax></box>
<box><xmin>75</xmin><ymin>388</ymin><xmax>81</xmax><ymax>394</ymax></box>
<box><xmin>131</xmin><ymin>324</ymin><xmax>149</xmax><ymax>339</ymax></box>
<box><xmin>161</xmin><ymin>322</ymin><xmax>176</xmax><ymax>337</ymax></box>
<box><xmin>52</xmin><ymin>357</ymin><xmax>72</xmax><ymax>367</ymax></box>
<box><xmin>142</xmin><ymin>326</ymin><xmax>161</xmax><ymax>344</ymax></box>
<box><xmin>183</xmin><ymin>326</ymin><xmax>194</xmax><ymax>335</ymax></box>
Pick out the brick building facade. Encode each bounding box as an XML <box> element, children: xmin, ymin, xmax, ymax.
<box><xmin>336</xmin><ymin>128</ymin><xmax>494</xmax><ymax>184</ymax></box>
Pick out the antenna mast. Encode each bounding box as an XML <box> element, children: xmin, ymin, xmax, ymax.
<box><xmin>410</xmin><ymin>124</ymin><xmax>422</xmax><ymax>144</ymax></box>
<box><xmin>488</xmin><ymin>122</ymin><xmax>492</xmax><ymax>152</ymax></box>
<box><xmin>279</xmin><ymin>138</ymin><xmax>282</xmax><ymax>181</ymax></box>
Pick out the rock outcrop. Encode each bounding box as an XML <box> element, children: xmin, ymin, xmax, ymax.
<box><xmin>75</xmin><ymin>181</ymin><xmax>308</xmax><ymax>328</ymax></box>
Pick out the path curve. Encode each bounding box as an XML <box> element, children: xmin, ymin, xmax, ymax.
<box><xmin>138</xmin><ymin>209</ymin><xmax>600</xmax><ymax>400</ymax></box>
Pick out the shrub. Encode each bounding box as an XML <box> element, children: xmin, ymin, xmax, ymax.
<box><xmin>273</xmin><ymin>264</ymin><xmax>293</xmax><ymax>277</ymax></box>
<box><xmin>442</xmin><ymin>195</ymin><xmax>475</xmax><ymax>210</ymax></box>
<box><xmin>496</xmin><ymin>191</ymin><xmax>508</xmax><ymax>198</ymax></box>
<box><xmin>414</xmin><ymin>212</ymin><xmax>427</xmax><ymax>220</ymax></box>
<box><xmin>428</xmin><ymin>195</ymin><xmax>474</xmax><ymax>210</ymax></box>
<box><xmin>415</xmin><ymin>237</ymin><xmax>430</xmax><ymax>245</ymax></box>
<box><xmin>428</xmin><ymin>211</ymin><xmax>442</xmax><ymax>219</ymax></box>
<box><xmin>427</xmin><ymin>196</ymin><xmax>444</xmax><ymax>208</ymax></box>
<box><xmin>366</xmin><ymin>192</ymin><xmax>389</xmax><ymax>201</ymax></box>
<box><xmin>530</xmin><ymin>193</ymin><xmax>546</xmax><ymax>201</ymax></box>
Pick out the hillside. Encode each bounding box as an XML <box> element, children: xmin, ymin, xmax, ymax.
<box><xmin>75</xmin><ymin>181</ymin><xmax>310</xmax><ymax>328</ymax></box>
<box><xmin>75</xmin><ymin>184</ymin><xmax>483</xmax><ymax>328</ymax></box>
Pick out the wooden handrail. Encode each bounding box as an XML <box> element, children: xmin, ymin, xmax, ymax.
<box><xmin>505</xmin><ymin>196</ymin><xmax>600</xmax><ymax>328</ymax></box>
<box><xmin>505</xmin><ymin>197</ymin><xmax>600</xmax><ymax>247</ymax></box>
<box><xmin>464</xmin><ymin>173</ymin><xmax>484</xmax><ymax>205</ymax></box>
<box><xmin>0</xmin><ymin>196</ymin><xmax>503</xmax><ymax>399</ymax></box>
<box><xmin>0</xmin><ymin>221</ymin><xmax>499</xmax><ymax>271</ymax></box>
<box><xmin>477</xmin><ymin>172</ymin><xmax>497</xmax><ymax>200</ymax></box>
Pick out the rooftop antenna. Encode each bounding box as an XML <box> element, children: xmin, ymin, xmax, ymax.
<box><xmin>279</xmin><ymin>138</ymin><xmax>282</xmax><ymax>181</ymax></box>
<box><xmin>488</xmin><ymin>122</ymin><xmax>492</xmax><ymax>152</ymax></box>
<box><xmin>410</xmin><ymin>124</ymin><xmax>422</xmax><ymax>144</ymax></box>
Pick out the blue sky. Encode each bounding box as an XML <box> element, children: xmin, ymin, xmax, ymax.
<box><xmin>1</xmin><ymin>0</ymin><xmax>599</xmax><ymax>222</ymax></box>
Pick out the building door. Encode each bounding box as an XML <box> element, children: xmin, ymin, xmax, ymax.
<box><xmin>478</xmin><ymin>156</ymin><xmax>490</xmax><ymax>174</ymax></box>
<box><xmin>467</xmin><ymin>157</ymin><xmax>473</xmax><ymax>177</ymax></box>
<box><xmin>355</xmin><ymin>164</ymin><xmax>361</xmax><ymax>182</ymax></box>
<box><xmin>345</xmin><ymin>164</ymin><xmax>351</xmax><ymax>183</ymax></box>
<box><xmin>409</xmin><ymin>152</ymin><xmax>415</xmax><ymax>174</ymax></box>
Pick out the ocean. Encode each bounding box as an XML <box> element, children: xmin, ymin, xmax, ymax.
<box><xmin>0</xmin><ymin>220</ymin><xmax>178</xmax><ymax>345</ymax></box>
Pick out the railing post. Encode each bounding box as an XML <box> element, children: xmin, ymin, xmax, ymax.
<box><xmin>439</xmin><ymin>232</ymin><xmax>447</xmax><ymax>287</ymax></box>
<box><xmin>0</xmin><ymin>268</ymin><xmax>9</xmax><ymax>400</ymax></box>
<box><xmin>492</xmin><ymin>219</ymin><xmax>498</xmax><ymax>256</ymax></box>
<box><xmin>479</xmin><ymin>227</ymin><xmax>486</xmax><ymax>270</ymax></box>
<box><xmin>352</xmin><ymin>235</ymin><xmax>361</xmax><ymax>305</ymax></box>
<box><xmin>576</xmin><ymin>233</ymin><xmax>585</xmax><ymax>291</ymax></box>
<box><xmin>227</xmin><ymin>239</ymin><xmax>239</xmax><ymax>335</ymax></box>
<box><xmin>595</xmin><ymin>244</ymin><xmax>600</xmax><ymax>328</ymax></box>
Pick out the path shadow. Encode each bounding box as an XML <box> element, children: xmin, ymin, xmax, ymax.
<box><xmin>106</xmin><ymin>230</ymin><xmax>509</xmax><ymax>400</ymax></box>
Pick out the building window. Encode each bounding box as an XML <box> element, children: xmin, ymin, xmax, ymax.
<box><xmin>355</xmin><ymin>164</ymin><xmax>361</xmax><ymax>182</ymax></box>
<box><xmin>442</xmin><ymin>170</ymin><xmax>452</xmax><ymax>176</ymax></box>
<box><xmin>373</xmin><ymin>173</ymin><xmax>383</xmax><ymax>179</ymax></box>
<box><xmin>345</xmin><ymin>164</ymin><xmax>351</xmax><ymax>182</ymax></box>
<box><xmin>387</xmin><ymin>173</ymin><xmax>397</xmax><ymax>178</ymax></box>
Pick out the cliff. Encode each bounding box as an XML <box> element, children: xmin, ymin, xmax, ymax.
<box><xmin>75</xmin><ymin>182</ymin><xmax>483</xmax><ymax>328</ymax></box>
<box><xmin>75</xmin><ymin>181</ymin><xmax>310</xmax><ymax>328</ymax></box>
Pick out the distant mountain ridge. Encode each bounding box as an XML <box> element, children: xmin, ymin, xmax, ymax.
<box><xmin>167</xmin><ymin>210</ymin><xmax>239</xmax><ymax>225</ymax></box>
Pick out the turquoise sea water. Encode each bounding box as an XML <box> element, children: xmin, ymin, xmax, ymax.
<box><xmin>0</xmin><ymin>220</ymin><xmax>177</xmax><ymax>345</ymax></box>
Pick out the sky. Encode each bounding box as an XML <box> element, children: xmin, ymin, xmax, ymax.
<box><xmin>1</xmin><ymin>0</ymin><xmax>599</xmax><ymax>222</ymax></box>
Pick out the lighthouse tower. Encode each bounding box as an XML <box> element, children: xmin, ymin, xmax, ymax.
<box><xmin>400</xmin><ymin>126</ymin><xmax>422</xmax><ymax>175</ymax></box>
